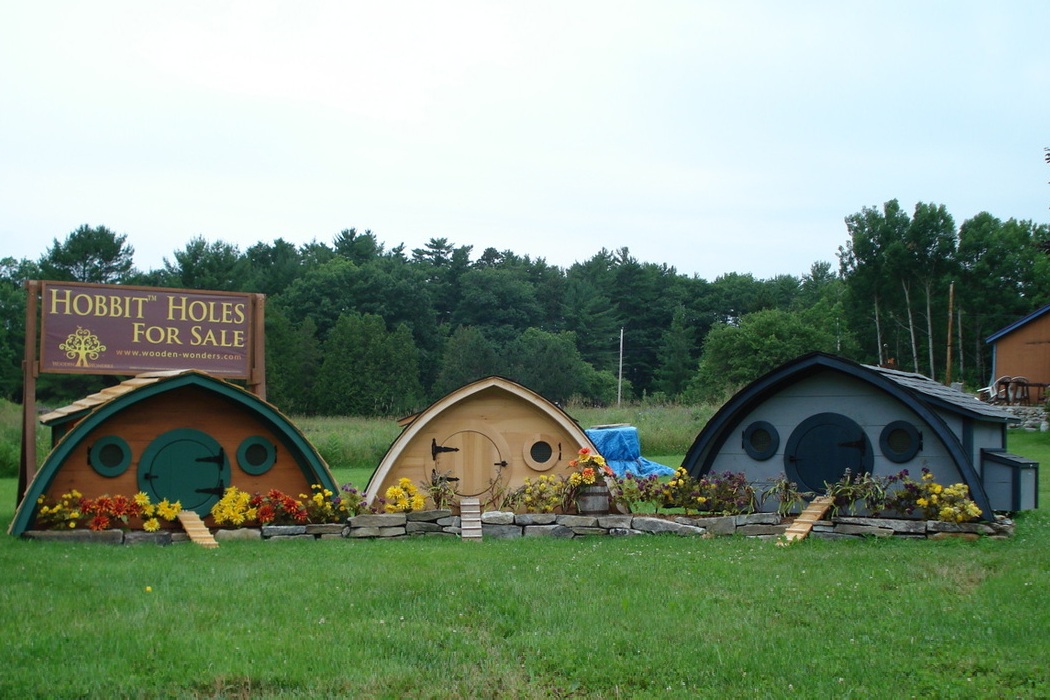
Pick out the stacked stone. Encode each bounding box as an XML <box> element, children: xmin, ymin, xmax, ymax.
<box><xmin>1004</xmin><ymin>405</ymin><xmax>1048</xmax><ymax>431</ymax></box>
<box><xmin>343</xmin><ymin>510</ymin><xmax>460</xmax><ymax>539</ymax></box>
<box><xmin>473</xmin><ymin>511</ymin><xmax>786</xmax><ymax>539</ymax></box>
<box><xmin>811</xmin><ymin>514</ymin><xmax>1015</xmax><ymax>540</ymax></box>
<box><xmin>20</xmin><ymin>511</ymin><xmax>1014</xmax><ymax>543</ymax></box>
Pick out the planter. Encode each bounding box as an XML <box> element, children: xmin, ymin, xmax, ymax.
<box><xmin>577</xmin><ymin>484</ymin><xmax>611</xmax><ymax>515</ymax></box>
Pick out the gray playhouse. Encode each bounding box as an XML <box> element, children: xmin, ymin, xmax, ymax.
<box><xmin>682</xmin><ymin>352</ymin><xmax>1038</xmax><ymax>516</ymax></box>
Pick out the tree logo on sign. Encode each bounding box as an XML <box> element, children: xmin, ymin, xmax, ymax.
<box><xmin>58</xmin><ymin>326</ymin><xmax>107</xmax><ymax>367</ymax></box>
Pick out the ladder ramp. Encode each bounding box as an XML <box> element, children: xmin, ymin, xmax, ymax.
<box><xmin>177</xmin><ymin>511</ymin><xmax>220</xmax><ymax>548</ymax></box>
<box><xmin>778</xmin><ymin>496</ymin><xmax>834</xmax><ymax>545</ymax></box>
<box><xmin>460</xmin><ymin>497</ymin><xmax>482</xmax><ymax>541</ymax></box>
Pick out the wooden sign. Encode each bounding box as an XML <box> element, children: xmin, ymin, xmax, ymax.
<box><xmin>39</xmin><ymin>281</ymin><xmax>257</xmax><ymax>378</ymax></box>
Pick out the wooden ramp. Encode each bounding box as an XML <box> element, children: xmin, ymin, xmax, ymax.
<box><xmin>460</xmin><ymin>497</ymin><xmax>482</xmax><ymax>540</ymax></box>
<box><xmin>778</xmin><ymin>496</ymin><xmax>834</xmax><ymax>545</ymax></box>
<box><xmin>177</xmin><ymin>511</ymin><xmax>220</xmax><ymax>549</ymax></box>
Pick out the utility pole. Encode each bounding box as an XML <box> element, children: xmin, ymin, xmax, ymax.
<box><xmin>617</xmin><ymin>327</ymin><xmax>624</xmax><ymax>407</ymax></box>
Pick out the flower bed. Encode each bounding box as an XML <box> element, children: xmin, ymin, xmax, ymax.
<box><xmin>21</xmin><ymin>455</ymin><xmax>1011</xmax><ymax>544</ymax></box>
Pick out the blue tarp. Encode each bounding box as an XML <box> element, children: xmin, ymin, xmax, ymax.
<box><xmin>585</xmin><ymin>425</ymin><xmax>676</xmax><ymax>478</ymax></box>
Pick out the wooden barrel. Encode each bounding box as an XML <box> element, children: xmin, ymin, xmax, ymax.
<box><xmin>577</xmin><ymin>484</ymin><xmax>610</xmax><ymax>515</ymax></box>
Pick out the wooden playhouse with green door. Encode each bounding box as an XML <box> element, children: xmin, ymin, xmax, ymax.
<box><xmin>10</xmin><ymin>370</ymin><xmax>337</xmax><ymax>537</ymax></box>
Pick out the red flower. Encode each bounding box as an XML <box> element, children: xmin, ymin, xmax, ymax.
<box><xmin>89</xmin><ymin>514</ymin><xmax>110</xmax><ymax>531</ymax></box>
<box><xmin>257</xmin><ymin>504</ymin><xmax>276</xmax><ymax>524</ymax></box>
<box><xmin>92</xmin><ymin>496</ymin><xmax>113</xmax><ymax>515</ymax></box>
<box><xmin>109</xmin><ymin>495</ymin><xmax>133</xmax><ymax>517</ymax></box>
<box><xmin>578</xmin><ymin>448</ymin><xmax>590</xmax><ymax>456</ymax></box>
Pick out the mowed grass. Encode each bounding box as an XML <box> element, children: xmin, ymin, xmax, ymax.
<box><xmin>0</xmin><ymin>420</ymin><xmax>1048</xmax><ymax>697</ymax></box>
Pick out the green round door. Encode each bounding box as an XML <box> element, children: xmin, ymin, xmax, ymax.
<box><xmin>138</xmin><ymin>428</ymin><xmax>231</xmax><ymax>515</ymax></box>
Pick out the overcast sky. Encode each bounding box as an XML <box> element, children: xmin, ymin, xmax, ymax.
<box><xmin>2</xmin><ymin>2</ymin><xmax>1048</xmax><ymax>281</ymax></box>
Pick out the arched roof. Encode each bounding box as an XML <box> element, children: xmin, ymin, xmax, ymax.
<box><xmin>11</xmin><ymin>371</ymin><xmax>335</xmax><ymax>536</ymax></box>
<box><xmin>365</xmin><ymin>376</ymin><xmax>595</xmax><ymax>503</ymax></box>
<box><xmin>682</xmin><ymin>352</ymin><xmax>1002</xmax><ymax>515</ymax></box>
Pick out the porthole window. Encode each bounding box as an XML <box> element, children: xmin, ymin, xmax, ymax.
<box><xmin>742</xmin><ymin>421</ymin><xmax>779</xmax><ymax>461</ymax></box>
<box><xmin>237</xmin><ymin>436</ymin><xmax>276</xmax><ymax>475</ymax></box>
<box><xmin>530</xmin><ymin>441</ymin><xmax>553</xmax><ymax>463</ymax></box>
<box><xmin>523</xmin><ymin>435</ymin><xmax>559</xmax><ymax>471</ymax></box>
<box><xmin>880</xmin><ymin>421</ymin><xmax>922</xmax><ymax>463</ymax></box>
<box><xmin>89</xmin><ymin>435</ymin><xmax>132</xmax><ymax>477</ymax></box>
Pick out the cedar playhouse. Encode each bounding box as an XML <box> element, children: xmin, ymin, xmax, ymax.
<box><xmin>681</xmin><ymin>352</ymin><xmax>1038</xmax><ymax>517</ymax></box>
<box><xmin>10</xmin><ymin>370</ymin><xmax>337</xmax><ymax>536</ymax></box>
<box><xmin>366</xmin><ymin>376</ymin><xmax>597</xmax><ymax>509</ymax></box>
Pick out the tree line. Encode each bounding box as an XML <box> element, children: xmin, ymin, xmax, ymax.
<box><xmin>1</xmin><ymin>200</ymin><xmax>1047</xmax><ymax>414</ymax></box>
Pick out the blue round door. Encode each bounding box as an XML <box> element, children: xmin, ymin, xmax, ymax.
<box><xmin>138</xmin><ymin>429</ymin><xmax>231</xmax><ymax>515</ymax></box>
<box><xmin>784</xmin><ymin>413</ymin><xmax>873</xmax><ymax>493</ymax></box>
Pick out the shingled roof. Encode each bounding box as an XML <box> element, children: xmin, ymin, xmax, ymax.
<box><xmin>867</xmin><ymin>364</ymin><xmax>1018</xmax><ymax>423</ymax></box>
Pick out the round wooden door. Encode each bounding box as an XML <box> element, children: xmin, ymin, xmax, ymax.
<box><xmin>434</xmin><ymin>430</ymin><xmax>506</xmax><ymax>498</ymax></box>
<box><xmin>138</xmin><ymin>428</ymin><xmax>231</xmax><ymax>515</ymax></box>
<box><xmin>784</xmin><ymin>413</ymin><xmax>873</xmax><ymax>493</ymax></box>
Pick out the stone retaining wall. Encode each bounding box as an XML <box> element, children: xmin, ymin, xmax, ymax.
<box><xmin>21</xmin><ymin>510</ymin><xmax>1014</xmax><ymax>544</ymax></box>
<box><xmin>1004</xmin><ymin>405</ymin><xmax>1048</xmax><ymax>431</ymax></box>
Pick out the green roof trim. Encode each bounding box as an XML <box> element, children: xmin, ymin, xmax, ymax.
<box><xmin>11</xmin><ymin>371</ymin><xmax>335</xmax><ymax>536</ymax></box>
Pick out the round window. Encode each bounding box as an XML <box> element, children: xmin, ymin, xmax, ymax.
<box><xmin>523</xmin><ymin>435</ymin><xmax>559</xmax><ymax>471</ymax></box>
<box><xmin>742</xmin><ymin>421</ymin><xmax>779</xmax><ymax>461</ymax></box>
<box><xmin>879</xmin><ymin>421</ymin><xmax>922</xmax><ymax>463</ymax></box>
<box><xmin>89</xmin><ymin>435</ymin><xmax>132</xmax><ymax>477</ymax></box>
<box><xmin>530</xmin><ymin>441</ymin><xmax>553</xmax><ymax>463</ymax></box>
<box><xmin>237</xmin><ymin>436</ymin><xmax>277</xmax><ymax>475</ymax></box>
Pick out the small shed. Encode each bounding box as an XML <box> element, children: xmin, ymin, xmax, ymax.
<box><xmin>985</xmin><ymin>302</ymin><xmax>1050</xmax><ymax>404</ymax></box>
<box><xmin>366</xmin><ymin>376</ymin><xmax>596</xmax><ymax>509</ymax></box>
<box><xmin>11</xmin><ymin>370</ymin><xmax>336</xmax><ymax>536</ymax></box>
<box><xmin>682</xmin><ymin>352</ymin><xmax>1038</xmax><ymax>516</ymax></box>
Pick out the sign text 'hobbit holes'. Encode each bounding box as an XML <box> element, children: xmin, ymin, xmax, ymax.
<box><xmin>39</xmin><ymin>281</ymin><xmax>257</xmax><ymax>377</ymax></box>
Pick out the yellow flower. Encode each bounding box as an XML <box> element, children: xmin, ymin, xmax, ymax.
<box><xmin>143</xmin><ymin>518</ymin><xmax>160</xmax><ymax>532</ymax></box>
<box><xmin>157</xmin><ymin>500</ymin><xmax>181</xmax><ymax>520</ymax></box>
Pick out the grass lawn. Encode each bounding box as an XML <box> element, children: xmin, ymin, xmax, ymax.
<box><xmin>1</xmin><ymin>433</ymin><xmax>1048</xmax><ymax>697</ymax></box>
